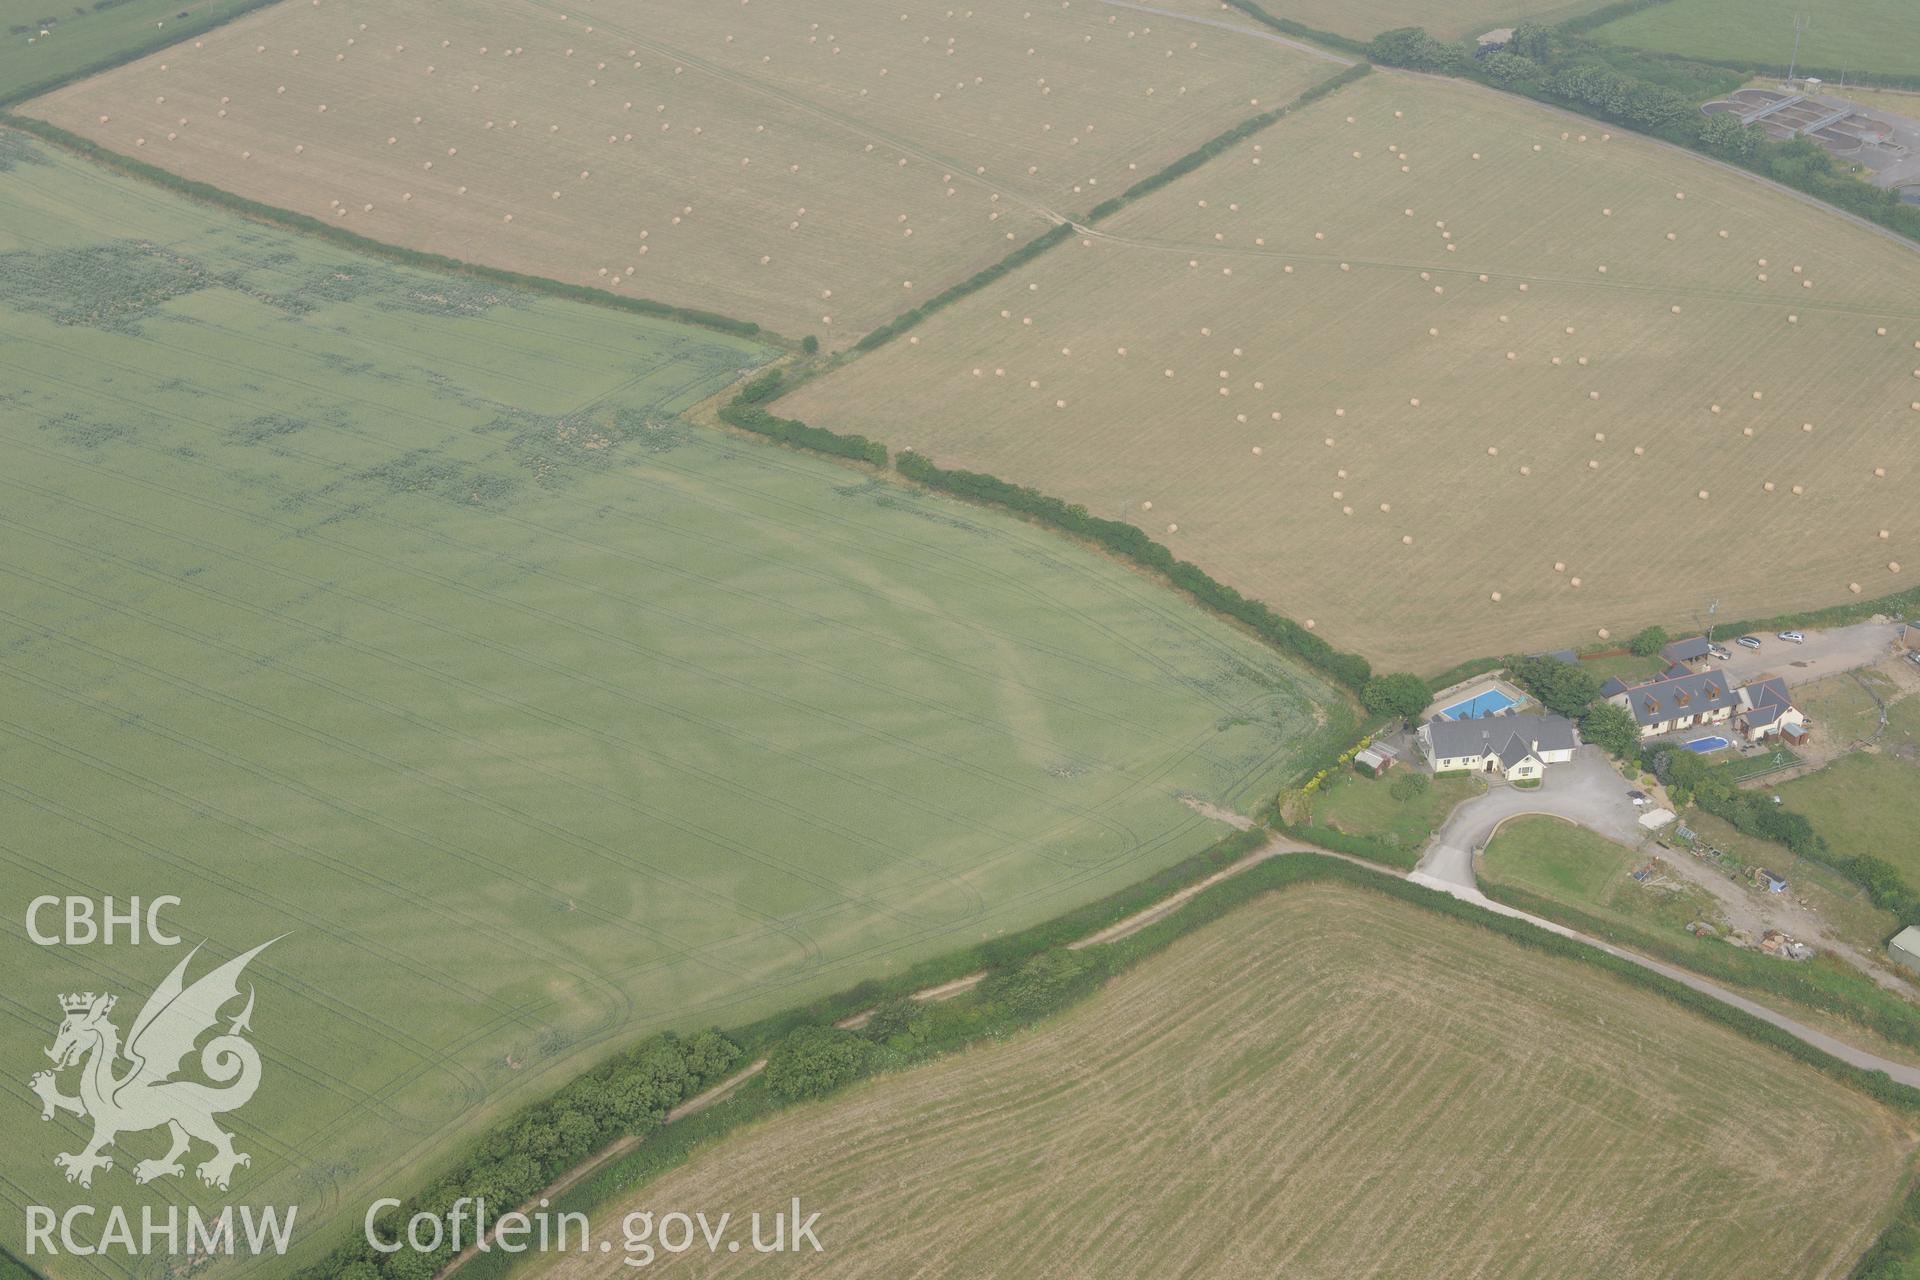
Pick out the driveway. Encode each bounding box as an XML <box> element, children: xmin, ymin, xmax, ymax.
<box><xmin>1711</xmin><ymin>620</ymin><xmax>1906</xmax><ymax>686</ymax></box>
<box><xmin>1415</xmin><ymin>746</ymin><xmax>1644</xmax><ymax>891</ymax></box>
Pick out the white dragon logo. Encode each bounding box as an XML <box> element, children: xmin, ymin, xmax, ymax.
<box><xmin>28</xmin><ymin>939</ymin><xmax>277</xmax><ymax>1192</ymax></box>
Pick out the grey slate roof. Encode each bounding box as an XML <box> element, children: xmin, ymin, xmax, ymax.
<box><xmin>1600</xmin><ymin>676</ymin><xmax>1631</xmax><ymax>697</ymax></box>
<box><xmin>1662</xmin><ymin>636</ymin><xmax>1714</xmax><ymax>664</ymax></box>
<box><xmin>1612</xmin><ymin>667</ymin><xmax>1739</xmax><ymax>727</ymax></box>
<box><xmin>1424</xmin><ymin>712</ymin><xmax>1577</xmax><ymax>763</ymax></box>
<box><xmin>1740</xmin><ymin>676</ymin><xmax>1793</xmax><ymax>725</ymax></box>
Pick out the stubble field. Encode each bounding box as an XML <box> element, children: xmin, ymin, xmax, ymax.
<box><xmin>22</xmin><ymin>0</ymin><xmax>1328</xmax><ymax>343</ymax></box>
<box><xmin>0</xmin><ymin>135</ymin><xmax>1348</xmax><ymax>1275</ymax></box>
<box><xmin>786</xmin><ymin>71</ymin><xmax>1920</xmax><ymax>669</ymax></box>
<box><xmin>534</xmin><ymin>882</ymin><xmax>1913</xmax><ymax>1280</ymax></box>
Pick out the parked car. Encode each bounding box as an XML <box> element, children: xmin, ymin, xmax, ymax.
<box><xmin>1708</xmin><ymin>643</ymin><xmax>1732</xmax><ymax>660</ymax></box>
<box><xmin>1736</xmin><ymin>635</ymin><xmax>1763</xmax><ymax>650</ymax></box>
<box><xmin>1777</xmin><ymin>630</ymin><xmax>1805</xmax><ymax>644</ymax></box>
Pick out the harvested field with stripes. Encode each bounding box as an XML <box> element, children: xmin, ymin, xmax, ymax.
<box><xmin>534</xmin><ymin>883</ymin><xmax>1912</xmax><ymax>1280</ymax></box>
<box><xmin>786</xmin><ymin>71</ymin><xmax>1920</xmax><ymax>668</ymax></box>
<box><xmin>0</xmin><ymin>136</ymin><xmax>1349</xmax><ymax>1274</ymax></box>
<box><xmin>22</xmin><ymin>0</ymin><xmax>1327</xmax><ymax>342</ymax></box>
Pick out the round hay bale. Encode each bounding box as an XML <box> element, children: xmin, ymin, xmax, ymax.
<box><xmin>1804</xmin><ymin>422</ymin><xmax>1815</xmax><ymax>431</ymax></box>
<box><xmin>1402</xmin><ymin>535</ymin><xmax>1413</xmax><ymax>545</ymax></box>
<box><xmin>1598</xmin><ymin>628</ymin><xmax>1611</xmax><ymax>639</ymax></box>
<box><xmin>1698</xmin><ymin>489</ymin><xmax>1709</xmax><ymax>500</ymax></box>
<box><xmin>1792</xmin><ymin>485</ymin><xmax>1805</xmax><ymax>495</ymax></box>
<box><xmin>1143</xmin><ymin>501</ymin><xmax>1153</xmax><ymax>510</ymax></box>
<box><xmin>1743</xmin><ymin>427</ymin><xmax>1753</xmax><ymax>437</ymax></box>
<box><xmin>1252</xmin><ymin>446</ymin><xmax>1262</xmax><ymax>455</ymax></box>
<box><xmin>1305</xmin><ymin>619</ymin><xmax>1315</xmax><ymax>629</ymax></box>
<box><xmin>1882</xmin><ymin>530</ymin><xmax>1891</xmax><ymax>539</ymax></box>
<box><xmin>1379</xmin><ymin>502</ymin><xmax>1391</xmax><ymax>513</ymax></box>
<box><xmin>1851</xmin><ymin>582</ymin><xmax>1863</xmax><ymax>593</ymax></box>
<box><xmin>1488</xmin><ymin>446</ymin><xmax>1498</xmax><ymax>455</ymax></box>
<box><xmin>1764</xmin><ymin>482</ymin><xmax>1775</xmax><ymax>492</ymax></box>
<box><xmin>1520</xmin><ymin>466</ymin><xmax>1531</xmax><ymax>476</ymax></box>
<box><xmin>1570</xmin><ymin>578</ymin><xmax>1582</xmax><ymax>588</ymax></box>
<box><xmin>1634</xmin><ymin>445</ymin><xmax>1645</xmax><ymax>456</ymax></box>
<box><xmin>1875</xmin><ymin>467</ymin><xmax>1886</xmax><ymax>478</ymax></box>
<box><xmin>1490</xmin><ymin>591</ymin><xmax>1502</xmax><ymax>602</ymax></box>
<box><xmin>1167</xmin><ymin>523</ymin><xmax>1177</xmax><ymax>533</ymax></box>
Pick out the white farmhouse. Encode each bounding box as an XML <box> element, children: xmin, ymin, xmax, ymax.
<box><xmin>1416</xmin><ymin>712</ymin><xmax>1578</xmax><ymax>782</ymax></box>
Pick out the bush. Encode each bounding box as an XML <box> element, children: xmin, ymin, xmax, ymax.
<box><xmin>764</xmin><ymin>1027</ymin><xmax>873</xmax><ymax>1102</ymax></box>
<box><xmin>1627</xmin><ymin>625</ymin><xmax>1669</xmax><ymax>657</ymax></box>
<box><xmin>1362</xmin><ymin>672</ymin><xmax>1432</xmax><ymax>720</ymax></box>
<box><xmin>1368</xmin><ymin>27</ymin><xmax>1468</xmax><ymax>74</ymax></box>
<box><xmin>1508</xmin><ymin>653</ymin><xmax>1601</xmax><ymax>717</ymax></box>
<box><xmin>1388</xmin><ymin>771</ymin><xmax>1430</xmax><ymax>802</ymax></box>
<box><xmin>1581</xmin><ymin>700</ymin><xmax>1642</xmax><ymax>758</ymax></box>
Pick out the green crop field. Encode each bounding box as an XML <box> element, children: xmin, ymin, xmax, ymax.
<box><xmin>1591</xmin><ymin>0</ymin><xmax>1920</xmax><ymax>82</ymax></box>
<box><xmin>533</xmin><ymin>883</ymin><xmax>1911</xmax><ymax>1280</ymax></box>
<box><xmin>23</xmin><ymin>0</ymin><xmax>1329</xmax><ymax>343</ymax></box>
<box><xmin>0</xmin><ymin>0</ymin><xmax>273</xmax><ymax>104</ymax></box>
<box><xmin>0</xmin><ymin>134</ymin><xmax>1349</xmax><ymax>1275</ymax></box>
<box><xmin>786</xmin><ymin>71</ymin><xmax>1920</xmax><ymax>670</ymax></box>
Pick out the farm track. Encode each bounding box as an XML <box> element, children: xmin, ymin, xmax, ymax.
<box><xmin>439</xmin><ymin>831</ymin><xmax>1920</xmax><ymax>1280</ymax></box>
<box><xmin>528</xmin><ymin>882</ymin><xmax>1909</xmax><ymax>1280</ymax></box>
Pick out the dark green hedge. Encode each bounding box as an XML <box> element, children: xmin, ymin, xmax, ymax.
<box><xmin>717</xmin><ymin>402</ymin><xmax>887</xmax><ymax>466</ymax></box>
<box><xmin>854</xmin><ymin>223</ymin><xmax>1075</xmax><ymax>352</ymax></box>
<box><xmin>895</xmin><ymin>450</ymin><xmax>1372</xmax><ymax>692</ymax></box>
<box><xmin>297</xmin><ymin>1032</ymin><xmax>743</xmax><ymax>1280</ymax></box>
<box><xmin>1110</xmin><ymin>65</ymin><xmax>1372</xmax><ymax>209</ymax></box>
<box><xmin>1215</xmin><ymin>0</ymin><xmax>1371</xmax><ymax>57</ymax></box>
<box><xmin>1273</xmin><ymin>820</ymin><xmax>1419</xmax><ymax>870</ymax></box>
<box><xmin>852</xmin><ymin>64</ymin><xmax>1370</xmax><ymax>356</ymax></box>
<box><xmin>2</xmin><ymin>116</ymin><xmax>770</xmax><ymax>340</ymax></box>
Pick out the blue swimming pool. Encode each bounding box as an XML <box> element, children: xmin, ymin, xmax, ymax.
<box><xmin>1685</xmin><ymin>735</ymin><xmax>1731</xmax><ymax>754</ymax></box>
<box><xmin>1441</xmin><ymin>689</ymin><xmax>1522</xmax><ymax>720</ymax></box>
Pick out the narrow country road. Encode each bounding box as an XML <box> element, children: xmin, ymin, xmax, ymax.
<box><xmin>1408</xmin><ymin>872</ymin><xmax>1920</xmax><ymax>1088</ymax></box>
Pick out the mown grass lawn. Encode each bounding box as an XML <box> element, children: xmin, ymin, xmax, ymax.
<box><xmin>1309</xmin><ymin>770</ymin><xmax>1483</xmax><ymax>852</ymax></box>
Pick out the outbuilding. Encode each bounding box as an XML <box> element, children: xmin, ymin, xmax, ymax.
<box><xmin>1889</xmin><ymin>926</ymin><xmax>1920</xmax><ymax>975</ymax></box>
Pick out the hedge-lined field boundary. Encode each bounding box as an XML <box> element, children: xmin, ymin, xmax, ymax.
<box><xmin>0</xmin><ymin>0</ymin><xmax>284</xmax><ymax>108</ymax></box>
<box><xmin>1215</xmin><ymin>0</ymin><xmax>1370</xmax><ymax>58</ymax></box>
<box><xmin>0</xmin><ymin>117</ymin><xmax>776</xmax><ymax>343</ymax></box>
<box><xmin>458</xmin><ymin>854</ymin><xmax>1920</xmax><ymax>1280</ymax></box>
<box><xmin>856</xmin><ymin>64</ymin><xmax>1370</xmax><ymax>354</ymax></box>
<box><xmin>894</xmin><ymin>450</ymin><xmax>1374</xmax><ymax>693</ymax></box>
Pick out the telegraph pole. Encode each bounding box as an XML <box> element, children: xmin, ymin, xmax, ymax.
<box><xmin>1786</xmin><ymin>14</ymin><xmax>1810</xmax><ymax>85</ymax></box>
